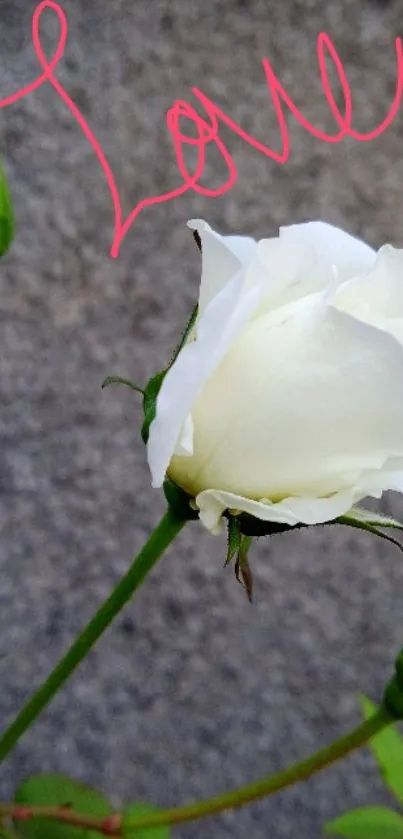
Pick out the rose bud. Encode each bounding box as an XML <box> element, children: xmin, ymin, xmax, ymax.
<box><xmin>147</xmin><ymin>218</ymin><xmax>403</xmax><ymax>536</ymax></box>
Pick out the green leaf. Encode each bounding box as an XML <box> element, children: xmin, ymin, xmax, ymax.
<box><xmin>101</xmin><ymin>375</ymin><xmax>144</xmax><ymax>394</ymax></box>
<box><xmin>14</xmin><ymin>773</ymin><xmax>113</xmax><ymax>839</ymax></box>
<box><xmin>324</xmin><ymin>806</ymin><xmax>403</xmax><ymax>838</ymax></box>
<box><xmin>122</xmin><ymin>803</ymin><xmax>170</xmax><ymax>839</ymax></box>
<box><xmin>0</xmin><ymin>162</ymin><xmax>14</xmax><ymax>256</ymax></box>
<box><xmin>360</xmin><ymin>696</ymin><xmax>403</xmax><ymax>805</ymax></box>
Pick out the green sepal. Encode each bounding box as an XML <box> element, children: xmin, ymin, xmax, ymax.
<box><xmin>169</xmin><ymin>303</ymin><xmax>198</xmax><ymax>367</ymax></box>
<box><xmin>225</xmin><ymin>516</ymin><xmax>241</xmax><ymax>566</ymax></box>
<box><xmin>235</xmin><ymin>535</ymin><xmax>254</xmax><ymax>602</ymax></box>
<box><xmin>228</xmin><ymin>505</ymin><xmax>403</xmax><ymax>542</ymax></box>
<box><xmin>13</xmin><ymin>773</ymin><xmax>113</xmax><ymax>839</ymax></box>
<box><xmin>224</xmin><ymin>517</ymin><xmax>254</xmax><ymax>599</ymax></box>
<box><xmin>163</xmin><ymin>477</ymin><xmax>199</xmax><ymax>522</ymax></box>
<box><xmin>337</xmin><ymin>509</ymin><xmax>403</xmax><ymax>554</ymax></box>
<box><xmin>101</xmin><ymin>375</ymin><xmax>144</xmax><ymax>394</ymax></box>
<box><xmin>342</xmin><ymin>508</ymin><xmax>403</xmax><ymax>530</ymax></box>
<box><xmin>324</xmin><ymin>806</ymin><xmax>403</xmax><ymax>838</ymax></box>
<box><xmin>141</xmin><ymin>304</ymin><xmax>198</xmax><ymax>445</ymax></box>
<box><xmin>141</xmin><ymin>370</ymin><xmax>167</xmax><ymax>444</ymax></box>
<box><xmin>0</xmin><ymin>162</ymin><xmax>14</xmax><ymax>257</ymax></box>
<box><xmin>360</xmin><ymin>696</ymin><xmax>403</xmax><ymax>805</ymax></box>
<box><xmin>233</xmin><ymin>512</ymin><xmax>305</xmax><ymax>538</ymax></box>
<box><xmin>103</xmin><ymin>304</ymin><xmax>197</xmax><ymax>457</ymax></box>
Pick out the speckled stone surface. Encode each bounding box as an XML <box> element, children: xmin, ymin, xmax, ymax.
<box><xmin>1</xmin><ymin>1</ymin><xmax>403</xmax><ymax>836</ymax></box>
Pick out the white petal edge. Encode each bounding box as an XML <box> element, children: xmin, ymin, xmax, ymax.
<box><xmin>278</xmin><ymin>220</ymin><xmax>376</xmax><ymax>277</ymax></box>
<box><xmin>195</xmin><ymin>487</ymin><xmax>382</xmax><ymax>535</ymax></box>
<box><xmin>255</xmin><ymin>220</ymin><xmax>376</xmax><ymax>309</ymax></box>
<box><xmin>147</xmin><ymin>267</ymin><xmax>269</xmax><ymax>488</ymax></box>
<box><xmin>335</xmin><ymin>245</ymin><xmax>403</xmax><ymax>340</ymax></box>
<box><xmin>187</xmin><ymin>218</ymin><xmax>257</xmax><ymax>319</ymax></box>
<box><xmin>173</xmin><ymin>414</ymin><xmax>194</xmax><ymax>456</ymax></box>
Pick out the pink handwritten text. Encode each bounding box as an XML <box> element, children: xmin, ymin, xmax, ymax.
<box><xmin>1</xmin><ymin>1</ymin><xmax>402</xmax><ymax>258</ymax></box>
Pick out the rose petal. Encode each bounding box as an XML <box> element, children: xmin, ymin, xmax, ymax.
<box><xmin>256</xmin><ymin>220</ymin><xmax>376</xmax><ymax>310</ymax></box>
<box><xmin>173</xmin><ymin>414</ymin><xmax>194</xmax><ymax>456</ymax></box>
<box><xmin>195</xmin><ymin>486</ymin><xmax>372</xmax><ymax>534</ymax></box>
<box><xmin>168</xmin><ymin>299</ymin><xmax>403</xmax><ymax>500</ymax></box>
<box><xmin>335</xmin><ymin>245</ymin><xmax>403</xmax><ymax>343</ymax></box>
<box><xmin>187</xmin><ymin>218</ymin><xmax>257</xmax><ymax>318</ymax></box>
<box><xmin>147</xmin><ymin>266</ymin><xmax>268</xmax><ymax>487</ymax></box>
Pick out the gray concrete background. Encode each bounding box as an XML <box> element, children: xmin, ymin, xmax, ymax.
<box><xmin>1</xmin><ymin>0</ymin><xmax>403</xmax><ymax>836</ymax></box>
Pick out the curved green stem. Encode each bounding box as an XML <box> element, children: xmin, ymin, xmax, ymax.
<box><xmin>124</xmin><ymin>706</ymin><xmax>392</xmax><ymax>829</ymax></box>
<box><xmin>0</xmin><ymin>508</ymin><xmax>186</xmax><ymax>765</ymax></box>
<box><xmin>0</xmin><ymin>708</ymin><xmax>392</xmax><ymax>834</ymax></box>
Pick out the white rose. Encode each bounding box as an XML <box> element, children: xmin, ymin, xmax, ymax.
<box><xmin>147</xmin><ymin>218</ymin><xmax>403</xmax><ymax>534</ymax></box>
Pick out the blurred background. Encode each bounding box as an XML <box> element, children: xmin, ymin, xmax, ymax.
<box><xmin>1</xmin><ymin>0</ymin><xmax>403</xmax><ymax>836</ymax></box>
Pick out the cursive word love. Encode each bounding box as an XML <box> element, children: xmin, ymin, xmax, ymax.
<box><xmin>1</xmin><ymin>1</ymin><xmax>402</xmax><ymax>258</ymax></box>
